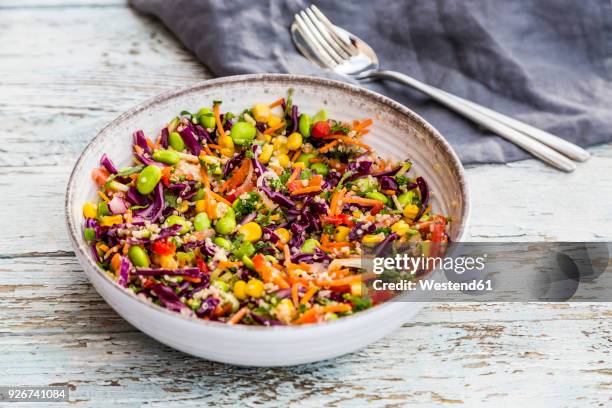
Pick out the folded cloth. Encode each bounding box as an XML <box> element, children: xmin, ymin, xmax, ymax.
<box><xmin>130</xmin><ymin>0</ymin><xmax>612</xmax><ymax>164</ymax></box>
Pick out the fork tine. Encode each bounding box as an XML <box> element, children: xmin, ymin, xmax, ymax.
<box><xmin>304</xmin><ymin>8</ymin><xmax>351</xmax><ymax>60</ymax></box>
<box><xmin>298</xmin><ymin>10</ymin><xmax>344</xmax><ymax>64</ymax></box>
<box><xmin>294</xmin><ymin>13</ymin><xmax>338</xmax><ymax>68</ymax></box>
<box><xmin>309</xmin><ymin>5</ymin><xmax>359</xmax><ymax>57</ymax></box>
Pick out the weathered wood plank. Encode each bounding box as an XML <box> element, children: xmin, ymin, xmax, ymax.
<box><xmin>1</xmin><ymin>255</ymin><xmax>611</xmax><ymax>406</ymax></box>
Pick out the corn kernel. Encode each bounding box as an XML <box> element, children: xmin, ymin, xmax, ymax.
<box><xmin>220</xmin><ymin>147</ymin><xmax>234</xmax><ymax>157</ymax></box>
<box><xmin>195</xmin><ymin>199</ymin><xmax>207</xmax><ymax>214</ymax></box>
<box><xmin>362</xmin><ymin>233</ymin><xmax>385</xmax><ymax>244</ymax></box>
<box><xmin>245</xmin><ymin>278</ymin><xmax>265</xmax><ymax>298</ymax></box>
<box><xmin>219</xmin><ymin>135</ymin><xmax>235</xmax><ymax>157</ymax></box>
<box><xmin>277</xmin><ymin>153</ymin><xmax>290</xmax><ymax>168</ymax></box>
<box><xmin>350</xmin><ymin>281</ymin><xmax>363</xmax><ymax>296</ymax></box>
<box><xmin>100</xmin><ymin>215</ymin><xmax>123</xmax><ymax>227</ymax></box>
<box><xmin>391</xmin><ymin>220</ymin><xmax>411</xmax><ymax>236</ymax></box>
<box><xmin>275</xmin><ymin>227</ymin><xmax>291</xmax><ymax>244</ymax></box>
<box><xmin>178</xmin><ymin>200</ymin><xmax>189</xmax><ymax>213</ymax></box>
<box><xmin>233</xmin><ymin>280</ymin><xmax>247</xmax><ymax>300</ymax></box>
<box><xmin>258</xmin><ymin>143</ymin><xmax>274</xmax><ymax>163</ymax></box>
<box><xmin>287</xmin><ymin>132</ymin><xmax>303</xmax><ymax>150</ymax></box>
<box><xmin>272</xmin><ymin>135</ymin><xmax>287</xmax><ymax>150</ymax></box>
<box><xmin>403</xmin><ymin>204</ymin><xmax>420</xmax><ymax>220</ymax></box>
<box><xmin>267</xmin><ymin>114</ymin><xmax>282</xmax><ymax>128</ymax></box>
<box><xmin>252</xmin><ymin>103</ymin><xmax>271</xmax><ymax>122</ymax></box>
<box><xmin>82</xmin><ymin>202</ymin><xmax>97</xmax><ymax>219</ymax></box>
<box><xmin>334</xmin><ymin>226</ymin><xmax>351</xmax><ymax>242</ymax></box>
<box><xmin>156</xmin><ymin>254</ymin><xmax>178</xmax><ymax>270</ymax></box>
<box><xmin>238</xmin><ymin>222</ymin><xmax>262</xmax><ymax>242</ymax></box>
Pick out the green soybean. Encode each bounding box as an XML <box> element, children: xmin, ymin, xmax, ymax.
<box><xmin>165</xmin><ymin>214</ymin><xmax>189</xmax><ymax>235</ymax></box>
<box><xmin>355</xmin><ymin>177</ymin><xmax>377</xmax><ymax>193</ymax></box>
<box><xmin>298</xmin><ymin>114</ymin><xmax>312</xmax><ymax>138</ymax></box>
<box><xmin>215</xmin><ymin>213</ymin><xmax>237</xmax><ymax>235</ymax></box>
<box><xmin>310</xmin><ymin>162</ymin><xmax>329</xmax><ymax>176</ymax></box>
<box><xmin>301</xmin><ymin>238</ymin><xmax>319</xmax><ymax>254</ymax></box>
<box><xmin>398</xmin><ymin>191</ymin><xmax>416</xmax><ymax>207</ymax></box>
<box><xmin>197</xmin><ymin>107</ymin><xmax>216</xmax><ymax>129</ymax></box>
<box><xmin>312</xmin><ymin>109</ymin><xmax>327</xmax><ymax>123</ymax></box>
<box><xmin>192</xmin><ymin>188</ymin><xmax>206</xmax><ymax>201</ymax></box>
<box><xmin>84</xmin><ymin>227</ymin><xmax>95</xmax><ymax>241</ymax></box>
<box><xmin>300</xmin><ymin>169</ymin><xmax>313</xmax><ymax>180</ymax></box>
<box><xmin>230</xmin><ymin>122</ymin><xmax>256</xmax><ymax>146</ymax></box>
<box><xmin>98</xmin><ymin>201</ymin><xmax>111</xmax><ymax>217</ymax></box>
<box><xmin>136</xmin><ymin>165</ymin><xmax>162</xmax><ymax>195</ymax></box>
<box><xmin>176</xmin><ymin>251</ymin><xmax>195</xmax><ymax>264</ymax></box>
<box><xmin>128</xmin><ymin>246</ymin><xmax>150</xmax><ymax>267</ymax></box>
<box><xmin>242</xmin><ymin>255</ymin><xmax>255</xmax><ymax>270</ymax></box>
<box><xmin>213</xmin><ymin>237</ymin><xmax>232</xmax><ymax>250</ymax></box>
<box><xmin>168</xmin><ymin>131</ymin><xmax>186</xmax><ymax>151</ymax></box>
<box><xmin>152</xmin><ymin>149</ymin><xmax>180</xmax><ymax>165</ymax></box>
<box><xmin>365</xmin><ymin>191</ymin><xmax>389</xmax><ymax>205</ymax></box>
<box><xmin>296</xmin><ymin>153</ymin><xmax>316</xmax><ymax>167</ymax></box>
<box><xmin>193</xmin><ymin>212</ymin><xmax>211</xmax><ymax>231</ymax></box>
<box><xmin>232</xmin><ymin>240</ymin><xmax>255</xmax><ymax>258</ymax></box>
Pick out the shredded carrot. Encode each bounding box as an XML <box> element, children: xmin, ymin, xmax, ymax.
<box><xmin>291</xmin><ymin>149</ymin><xmax>302</xmax><ymax>162</ymax></box>
<box><xmin>320</xmin><ymin>233</ymin><xmax>330</xmax><ymax>246</ymax></box>
<box><xmin>321</xmin><ymin>304</ymin><xmax>352</xmax><ymax>314</ymax></box>
<box><xmin>220</xmin><ymin>158</ymin><xmax>250</xmax><ymax>193</ymax></box>
<box><xmin>283</xmin><ymin>245</ymin><xmax>293</xmax><ymax>269</ymax></box>
<box><xmin>218</xmin><ymin>261</ymin><xmax>242</xmax><ymax>269</ymax></box>
<box><xmin>287</xmin><ymin>166</ymin><xmax>302</xmax><ymax>184</ymax></box>
<box><xmin>359</xmin><ymin>129</ymin><xmax>370</xmax><ymax>135</ymax></box>
<box><xmin>183</xmin><ymin>276</ymin><xmax>202</xmax><ymax>283</ymax></box>
<box><xmin>122</xmin><ymin>244</ymin><xmax>129</xmax><ymax>256</ymax></box>
<box><xmin>110</xmin><ymin>253</ymin><xmax>122</xmax><ymax>271</ymax></box>
<box><xmin>291</xmin><ymin>283</ymin><xmax>301</xmax><ymax>307</ymax></box>
<box><xmin>210</xmin><ymin>191</ymin><xmax>232</xmax><ymax>207</ymax></box>
<box><xmin>329</xmin><ymin>188</ymin><xmax>346</xmax><ymax>216</ymax></box>
<box><xmin>145</xmin><ymin>138</ymin><xmax>155</xmax><ymax>150</ymax></box>
<box><xmin>228</xmin><ymin>307</ymin><xmax>249</xmax><ymax>325</ymax></box>
<box><xmin>318</xmin><ymin>140</ymin><xmax>339</xmax><ymax>153</ymax></box>
<box><xmin>316</xmin><ymin>275</ymin><xmax>362</xmax><ymax>287</ymax></box>
<box><xmin>273</xmin><ymin>275</ymin><xmax>290</xmax><ymax>289</ymax></box>
<box><xmin>202</xmin><ymin>144</ymin><xmax>214</xmax><ymax>156</ymax></box>
<box><xmin>330</xmin><ymin>268</ymin><xmax>351</xmax><ymax>278</ymax></box>
<box><xmin>308</xmin><ymin>157</ymin><xmax>325</xmax><ymax>163</ymax></box>
<box><xmin>207</xmin><ymin>143</ymin><xmax>221</xmax><ymax>150</ymax></box>
<box><xmin>295</xmin><ymin>307</ymin><xmax>319</xmax><ymax>324</ymax></box>
<box><xmin>353</xmin><ymin>118</ymin><xmax>373</xmax><ymax>132</ymax></box>
<box><xmin>264</xmin><ymin>121</ymin><xmax>285</xmax><ymax>135</ymax></box>
<box><xmin>309</xmin><ymin>175</ymin><xmax>323</xmax><ymax>187</ymax></box>
<box><xmin>322</xmin><ymin>242</ymin><xmax>351</xmax><ymax>249</ymax></box>
<box><xmin>382</xmin><ymin>189</ymin><xmax>396</xmax><ymax>195</ymax></box>
<box><xmin>268</xmin><ymin>98</ymin><xmax>285</xmax><ymax>108</ymax></box>
<box><xmin>344</xmin><ymin>196</ymin><xmax>383</xmax><ymax>207</ymax></box>
<box><xmin>213</xmin><ymin>103</ymin><xmax>227</xmax><ymax>140</ymax></box>
<box><xmin>290</xmin><ymin>185</ymin><xmax>321</xmax><ymax>196</ymax></box>
<box><xmin>336</xmin><ymin>136</ymin><xmax>372</xmax><ymax>151</ymax></box>
<box><xmin>300</xmin><ymin>286</ymin><xmax>319</xmax><ymax>305</ymax></box>
<box><xmin>98</xmin><ymin>191</ymin><xmax>110</xmax><ymax>202</ymax></box>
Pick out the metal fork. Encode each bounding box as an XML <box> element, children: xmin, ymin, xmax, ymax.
<box><xmin>291</xmin><ymin>5</ymin><xmax>590</xmax><ymax>172</ymax></box>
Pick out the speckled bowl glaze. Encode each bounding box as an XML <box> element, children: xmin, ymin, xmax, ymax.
<box><xmin>66</xmin><ymin>74</ymin><xmax>469</xmax><ymax>366</ymax></box>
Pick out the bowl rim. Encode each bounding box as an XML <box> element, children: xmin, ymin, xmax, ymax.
<box><xmin>65</xmin><ymin>73</ymin><xmax>470</xmax><ymax>332</ymax></box>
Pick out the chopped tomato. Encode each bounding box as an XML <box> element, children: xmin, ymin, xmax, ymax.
<box><xmin>311</xmin><ymin>121</ymin><xmax>330</xmax><ymax>138</ymax></box>
<box><xmin>161</xmin><ymin>174</ymin><xmax>170</xmax><ymax>187</ymax></box>
<box><xmin>197</xmin><ymin>258</ymin><xmax>209</xmax><ymax>274</ymax></box>
<box><xmin>151</xmin><ymin>240</ymin><xmax>176</xmax><ymax>256</ymax></box>
<box><xmin>143</xmin><ymin>278</ymin><xmax>156</xmax><ymax>289</ymax></box>
<box><xmin>323</xmin><ymin>214</ymin><xmax>355</xmax><ymax>227</ymax></box>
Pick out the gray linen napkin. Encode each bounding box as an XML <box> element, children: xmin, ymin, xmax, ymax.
<box><xmin>130</xmin><ymin>0</ymin><xmax>612</xmax><ymax>164</ymax></box>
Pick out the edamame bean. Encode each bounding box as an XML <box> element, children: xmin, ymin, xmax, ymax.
<box><xmin>193</xmin><ymin>212</ymin><xmax>211</xmax><ymax>231</ymax></box>
<box><xmin>310</xmin><ymin>162</ymin><xmax>329</xmax><ymax>176</ymax></box>
<box><xmin>312</xmin><ymin>109</ymin><xmax>327</xmax><ymax>123</ymax></box>
<box><xmin>300</xmin><ymin>169</ymin><xmax>313</xmax><ymax>180</ymax></box>
<box><xmin>242</xmin><ymin>255</ymin><xmax>255</xmax><ymax>270</ymax></box>
<box><xmin>215</xmin><ymin>213</ymin><xmax>237</xmax><ymax>235</ymax></box>
<box><xmin>168</xmin><ymin>131</ymin><xmax>186</xmax><ymax>151</ymax></box>
<box><xmin>176</xmin><ymin>251</ymin><xmax>195</xmax><ymax>264</ymax></box>
<box><xmin>296</xmin><ymin>153</ymin><xmax>316</xmax><ymax>167</ymax></box>
<box><xmin>152</xmin><ymin>149</ymin><xmax>180</xmax><ymax>165</ymax></box>
<box><xmin>98</xmin><ymin>201</ymin><xmax>111</xmax><ymax>217</ymax></box>
<box><xmin>230</xmin><ymin>122</ymin><xmax>256</xmax><ymax>146</ymax></box>
<box><xmin>355</xmin><ymin>177</ymin><xmax>377</xmax><ymax>193</ymax></box>
<box><xmin>232</xmin><ymin>240</ymin><xmax>255</xmax><ymax>258</ymax></box>
<box><xmin>165</xmin><ymin>214</ymin><xmax>189</xmax><ymax>235</ymax></box>
<box><xmin>192</xmin><ymin>188</ymin><xmax>206</xmax><ymax>201</ymax></box>
<box><xmin>84</xmin><ymin>228</ymin><xmax>95</xmax><ymax>241</ymax></box>
<box><xmin>213</xmin><ymin>237</ymin><xmax>232</xmax><ymax>250</ymax></box>
<box><xmin>197</xmin><ymin>107</ymin><xmax>216</xmax><ymax>129</ymax></box>
<box><xmin>301</xmin><ymin>238</ymin><xmax>319</xmax><ymax>254</ymax></box>
<box><xmin>136</xmin><ymin>165</ymin><xmax>162</xmax><ymax>195</ymax></box>
<box><xmin>365</xmin><ymin>191</ymin><xmax>389</xmax><ymax>205</ymax></box>
<box><xmin>397</xmin><ymin>191</ymin><xmax>415</xmax><ymax>207</ymax></box>
<box><xmin>128</xmin><ymin>245</ymin><xmax>150</xmax><ymax>267</ymax></box>
<box><xmin>298</xmin><ymin>113</ymin><xmax>312</xmax><ymax>138</ymax></box>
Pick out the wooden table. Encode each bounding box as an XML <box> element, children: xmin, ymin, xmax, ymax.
<box><xmin>1</xmin><ymin>1</ymin><xmax>610</xmax><ymax>406</ymax></box>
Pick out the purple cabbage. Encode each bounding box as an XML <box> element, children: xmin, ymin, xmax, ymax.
<box><xmin>238</xmin><ymin>212</ymin><xmax>257</xmax><ymax>227</ymax></box>
<box><xmin>262</xmin><ymin>227</ymin><xmax>280</xmax><ymax>244</ymax></box>
<box><xmin>108</xmin><ymin>195</ymin><xmax>128</xmax><ymax>214</ymax></box>
<box><xmin>347</xmin><ymin>161</ymin><xmax>372</xmax><ymax>181</ymax></box>
<box><xmin>90</xmin><ymin>243</ymin><xmax>101</xmax><ymax>264</ymax></box>
<box><xmin>194</xmin><ymin>124</ymin><xmax>214</xmax><ymax>144</ymax></box>
<box><xmin>133</xmin><ymin>130</ymin><xmax>151</xmax><ymax>154</ymax></box>
<box><xmin>290</xmin><ymin>105</ymin><xmax>299</xmax><ymax>133</ymax></box>
<box><xmin>249</xmin><ymin>312</ymin><xmax>284</xmax><ymax>326</ymax></box>
<box><xmin>380</xmin><ymin>176</ymin><xmax>399</xmax><ymax>192</ymax></box>
<box><xmin>150</xmin><ymin>284</ymin><xmax>193</xmax><ymax>316</ymax></box>
<box><xmin>133</xmin><ymin>182</ymin><xmax>165</xmax><ymax>223</ymax></box>
<box><xmin>126</xmin><ymin>186</ymin><xmax>149</xmax><ymax>206</ymax></box>
<box><xmin>371</xmin><ymin>166</ymin><xmax>401</xmax><ymax>178</ymax></box>
<box><xmin>260</xmin><ymin>186</ymin><xmax>295</xmax><ymax>207</ymax></box>
<box><xmin>179</xmin><ymin>126</ymin><xmax>202</xmax><ymax>156</ymax></box>
<box><xmin>196</xmin><ymin>297</ymin><xmax>220</xmax><ymax>317</ymax></box>
<box><xmin>291</xmin><ymin>247</ymin><xmax>331</xmax><ymax>264</ymax></box>
<box><xmin>117</xmin><ymin>256</ymin><xmax>131</xmax><ymax>287</ymax></box>
<box><xmin>289</xmin><ymin>223</ymin><xmax>306</xmax><ymax>248</ymax></box>
<box><xmin>374</xmin><ymin>232</ymin><xmax>399</xmax><ymax>255</ymax></box>
<box><xmin>413</xmin><ymin>176</ymin><xmax>429</xmax><ymax>222</ymax></box>
<box><xmin>99</xmin><ymin>153</ymin><xmax>118</xmax><ymax>174</ymax></box>
<box><xmin>251</xmin><ymin>144</ymin><xmax>265</xmax><ymax>177</ymax></box>
<box><xmin>134</xmin><ymin>153</ymin><xmax>166</xmax><ymax>168</ymax></box>
<box><xmin>255</xmin><ymin>121</ymin><xmax>266</xmax><ymax>132</ymax></box>
<box><xmin>160</xmin><ymin>128</ymin><xmax>169</xmax><ymax>149</ymax></box>
<box><xmin>156</xmin><ymin>223</ymin><xmax>183</xmax><ymax>240</ymax></box>
<box><xmin>348</xmin><ymin>221</ymin><xmax>376</xmax><ymax>241</ymax></box>
<box><xmin>189</xmin><ymin>275</ymin><xmax>212</xmax><ymax>297</ymax></box>
<box><xmin>135</xmin><ymin>267</ymin><xmax>202</xmax><ymax>277</ymax></box>
<box><xmin>223</xmin><ymin>151</ymin><xmax>245</xmax><ymax>177</ymax></box>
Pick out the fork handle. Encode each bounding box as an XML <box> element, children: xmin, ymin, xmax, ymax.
<box><xmin>365</xmin><ymin>70</ymin><xmax>580</xmax><ymax>171</ymax></box>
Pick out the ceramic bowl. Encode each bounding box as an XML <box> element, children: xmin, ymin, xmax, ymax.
<box><xmin>66</xmin><ymin>74</ymin><xmax>469</xmax><ymax>366</ymax></box>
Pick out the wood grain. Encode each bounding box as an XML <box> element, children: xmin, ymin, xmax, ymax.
<box><xmin>1</xmin><ymin>1</ymin><xmax>611</xmax><ymax>406</ymax></box>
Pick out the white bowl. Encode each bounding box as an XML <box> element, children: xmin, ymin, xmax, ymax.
<box><xmin>66</xmin><ymin>74</ymin><xmax>469</xmax><ymax>366</ymax></box>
